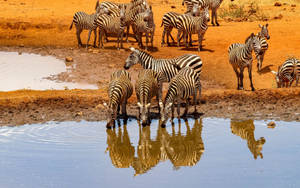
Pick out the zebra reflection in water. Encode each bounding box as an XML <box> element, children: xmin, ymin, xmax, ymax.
<box><xmin>230</xmin><ymin>119</ymin><xmax>266</xmax><ymax>159</ymax></box>
<box><xmin>105</xmin><ymin>118</ymin><xmax>204</xmax><ymax>175</ymax></box>
<box><xmin>105</xmin><ymin>119</ymin><xmax>135</xmax><ymax>168</ymax></box>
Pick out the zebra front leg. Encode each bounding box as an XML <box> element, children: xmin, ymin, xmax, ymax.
<box><xmin>215</xmin><ymin>8</ymin><xmax>220</xmax><ymax>26</ymax></box>
<box><xmin>126</xmin><ymin>25</ymin><xmax>130</xmax><ymax>43</ymax></box>
<box><xmin>239</xmin><ymin>67</ymin><xmax>245</xmax><ymax>90</ymax></box>
<box><xmin>99</xmin><ymin>30</ymin><xmax>104</xmax><ymax>48</ymax></box>
<box><xmin>161</xmin><ymin>28</ymin><xmax>166</xmax><ymax>46</ymax></box>
<box><xmin>248</xmin><ymin>65</ymin><xmax>255</xmax><ymax>91</ymax></box>
<box><xmin>86</xmin><ymin>29</ymin><xmax>93</xmax><ymax>49</ymax></box>
<box><xmin>188</xmin><ymin>33</ymin><xmax>192</xmax><ymax>47</ymax></box>
<box><xmin>122</xmin><ymin>101</ymin><xmax>127</xmax><ymax>117</ymax></box>
<box><xmin>177</xmin><ymin>98</ymin><xmax>181</xmax><ymax>118</ymax></box>
<box><xmin>183</xmin><ymin>99</ymin><xmax>189</xmax><ymax>116</ymax></box>
<box><xmin>145</xmin><ymin>32</ymin><xmax>149</xmax><ymax>50</ymax></box>
<box><xmin>177</xmin><ymin>30</ymin><xmax>182</xmax><ymax>47</ymax></box>
<box><xmin>197</xmin><ymin>32</ymin><xmax>203</xmax><ymax>51</ymax></box>
<box><xmin>193</xmin><ymin>88</ymin><xmax>198</xmax><ymax>113</ymax></box>
<box><xmin>233</xmin><ymin>67</ymin><xmax>240</xmax><ymax>90</ymax></box>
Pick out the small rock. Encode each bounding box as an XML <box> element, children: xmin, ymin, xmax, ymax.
<box><xmin>119</xmin><ymin>49</ymin><xmax>125</xmax><ymax>52</ymax></box>
<box><xmin>88</xmin><ymin>48</ymin><xmax>93</xmax><ymax>52</ymax></box>
<box><xmin>92</xmin><ymin>49</ymin><xmax>99</xmax><ymax>53</ymax></box>
<box><xmin>274</xmin><ymin>2</ymin><xmax>282</xmax><ymax>6</ymax></box>
<box><xmin>65</xmin><ymin>56</ymin><xmax>73</xmax><ymax>62</ymax></box>
<box><xmin>19</xmin><ymin>44</ymin><xmax>24</xmax><ymax>47</ymax></box>
<box><xmin>18</xmin><ymin>52</ymin><xmax>22</xmax><ymax>55</ymax></box>
<box><xmin>291</xmin><ymin>4</ymin><xmax>296</xmax><ymax>7</ymax></box>
<box><xmin>171</xmin><ymin>5</ymin><xmax>176</xmax><ymax>9</ymax></box>
<box><xmin>267</xmin><ymin>121</ymin><xmax>276</xmax><ymax>128</ymax></box>
<box><xmin>273</xmin><ymin>14</ymin><xmax>283</xmax><ymax>19</ymax></box>
<box><xmin>108</xmin><ymin>64</ymin><xmax>114</xmax><ymax>68</ymax></box>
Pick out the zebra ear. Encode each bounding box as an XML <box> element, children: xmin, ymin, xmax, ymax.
<box><xmin>266</xmin><ymin>23</ymin><xmax>269</xmax><ymax>27</ymax></box>
<box><xmin>258</xmin><ymin>24</ymin><xmax>262</xmax><ymax>28</ymax></box>
<box><xmin>146</xmin><ymin>103</ymin><xmax>151</xmax><ymax>108</ymax></box>
<box><xmin>129</xmin><ymin>47</ymin><xmax>139</xmax><ymax>53</ymax></box>
<box><xmin>103</xmin><ymin>102</ymin><xmax>108</xmax><ymax>108</ymax></box>
<box><xmin>95</xmin><ymin>0</ymin><xmax>99</xmax><ymax>10</ymax></box>
<box><xmin>137</xmin><ymin>102</ymin><xmax>142</xmax><ymax>108</ymax></box>
<box><xmin>159</xmin><ymin>102</ymin><xmax>164</xmax><ymax>108</ymax></box>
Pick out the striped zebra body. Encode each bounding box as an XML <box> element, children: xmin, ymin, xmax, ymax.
<box><xmin>132</xmin><ymin>6</ymin><xmax>155</xmax><ymax>50</ymax></box>
<box><xmin>160</xmin><ymin>67</ymin><xmax>201</xmax><ymax>126</ymax></box>
<box><xmin>254</xmin><ymin>24</ymin><xmax>270</xmax><ymax>71</ymax></box>
<box><xmin>136</xmin><ymin>69</ymin><xmax>163</xmax><ymax>125</ymax></box>
<box><xmin>272</xmin><ymin>58</ymin><xmax>300</xmax><ymax>88</ymax></box>
<box><xmin>231</xmin><ymin>120</ymin><xmax>265</xmax><ymax>159</ymax></box>
<box><xmin>69</xmin><ymin>11</ymin><xmax>98</xmax><ymax>48</ymax></box>
<box><xmin>161</xmin><ymin>4</ymin><xmax>201</xmax><ymax>46</ymax></box>
<box><xmin>124</xmin><ymin>47</ymin><xmax>203</xmax><ymax>82</ymax></box>
<box><xmin>176</xmin><ymin>7</ymin><xmax>209</xmax><ymax>51</ymax></box>
<box><xmin>95</xmin><ymin>0</ymin><xmax>147</xmax><ymax>13</ymax></box>
<box><xmin>228</xmin><ymin>33</ymin><xmax>261</xmax><ymax>91</ymax></box>
<box><xmin>103</xmin><ymin>70</ymin><xmax>133</xmax><ymax>128</ymax></box>
<box><xmin>182</xmin><ymin>0</ymin><xmax>234</xmax><ymax>26</ymax></box>
<box><xmin>94</xmin><ymin>5</ymin><xmax>126</xmax><ymax>49</ymax></box>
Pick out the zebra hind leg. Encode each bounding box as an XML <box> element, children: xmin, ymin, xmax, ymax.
<box><xmin>76</xmin><ymin>27</ymin><xmax>83</xmax><ymax>47</ymax></box>
<box><xmin>233</xmin><ymin>67</ymin><xmax>240</xmax><ymax>90</ymax></box>
<box><xmin>215</xmin><ymin>9</ymin><xmax>220</xmax><ymax>26</ymax></box>
<box><xmin>93</xmin><ymin>29</ymin><xmax>97</xmax><ymax>48</ymax></box>
<box><xmin>248</xmin><ymin>65</ymin><xmax>255</xmax><ymax>91</ymax></box>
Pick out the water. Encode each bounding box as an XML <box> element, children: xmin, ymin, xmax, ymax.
<box><xmin>0</xmin><ymin>118</ymin><xmax>300</xmax><ymax>188</ymax></box>
<box><xmin>0</xmin><ymin>52</ymin><xmax>97</xmax><ymax>91</ymax></box>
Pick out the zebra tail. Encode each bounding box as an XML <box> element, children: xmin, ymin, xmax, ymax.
<box><xmin>160</xmin><ymin>20</ymin><xmax>163</xmax><ymax>27</ymax></box>
<box><xmin>69</xmin><ymin>21</ymin><xmax>74</xmax><ymax>30</ymax></box>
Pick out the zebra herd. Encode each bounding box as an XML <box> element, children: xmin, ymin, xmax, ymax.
<box><xmin>69</xmin><ymin>1</ymin><xmax>300</xmax><ymax>126</ymax></box>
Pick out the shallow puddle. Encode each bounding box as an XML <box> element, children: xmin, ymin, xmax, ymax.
<box><xmin>0</xmin><ymin>118</ymin><xmax>299</xmax><ymax>188</ymax></box>
<box><xmin>0</xmin><ymin>52</ymin><xmax>97</xmax><ymax>91</ymax></box>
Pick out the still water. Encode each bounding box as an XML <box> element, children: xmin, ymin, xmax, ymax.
<box><xmin>0</xmin><ymin>118</ymin><xmax>299</xmax><ymax>188</ymax></box>
<box><xmin>0</xmin><ymin>52</ymin><xmax>97</xmax><ymax>91</ymax></box>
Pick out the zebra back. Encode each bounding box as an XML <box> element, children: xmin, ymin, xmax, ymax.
<box><xmin>71</xmin><ymin>11</ymin><xmax>98</xmax><ymax>30</ymax></box>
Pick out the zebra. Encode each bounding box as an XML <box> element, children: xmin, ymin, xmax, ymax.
<box><xmin>161</xmin><ymin>3</ymin><xmax>201</xmax><ymax>47</ymax></box>
<box><xmin>106</xmin><ymin>119</ymin><xmax>135</xmax><ymax>168</ymax></box>
<box><xmin>231</xmin><ymin>119</ymin><xmax>265</xmax><ymax>159</ymax></box>
<box><xmin>132</xmin><ymin>5</ymin><xmax>155</xmax><ymax>50</ymax></box>
<box><xmin>271</xmin><ymin>58</ymin><xmax>300</xmax><ymax>88</ymax></box>
<box><xmin>103</xmin><ymin>70</ymin><xmax>133</xmax><ymax>128</ymax></box>
<box><xmin>136</xmin><ymin>69</ymin><xmax>164</xmax><ymax>125</ymax></box>
<box><xmin>69</xmin><ymin>11</ymin><xmax>100</xmax><ymax>48</ymax></box>
<box><xmin>255</xmin><ymin>24</ymin><xmax>270</xmax><ymax>72</ymax></box>
<box><xmin>160</xmin><ymin>67</ymin><xmax>202</xmax><ymax>127</ymax></box>
<box><xmin>94</xmin><ymin>4</ymin><xmax>127</xmax><ymax>50</ymax></box>
<box><xmin>228</xmin><ymin>33</ymin><xmax>262</xmax><ymax>91</ymax></box>
<box><xmin>176</xmin><ymin>6</ymin><xmax>210</xmax><ymax>51</ymax></box>
<box><xmin>95</xmin><ymin>0</ymin><xmax>146</xmax><ymax>13</ymax></box>
<box><xmin>182</xmin><ymin>0</ymin><xmax>235</xmax><ymax>26</ymax></box>
<box><xmin>124</xmin><ymin>47</ymin><xmax>203</xmax><ymax>83</ymax></box>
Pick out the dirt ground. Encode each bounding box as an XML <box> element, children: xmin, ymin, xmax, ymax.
<box><xmin>0</xmin><ymin>0</ymin><xmax>300</xmax><ymax>126</ymax></box>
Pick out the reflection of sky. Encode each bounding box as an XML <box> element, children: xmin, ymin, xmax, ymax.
<box><xmin>0</xmin><ymin>52</ymin><xmax>97</xmax><ymax>91</ymax></box>
<box><xmin>0</xmin><ymin>118</ymin><xmax>299</xmax><ymax>188</ymax></box>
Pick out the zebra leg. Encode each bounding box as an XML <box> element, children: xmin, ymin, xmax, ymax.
<box><xmin>76</xmin><ymin>27</ymin><xmax>83</xmax><ymax>47</ymax></box>
<box><xmin>120</xmin><ymin>30</ymin><xmax>124</xmax><ymax>49</ymax></box>
<box><xmin>233</xmin><ymin>68</ymin><xmax>240</xmax><ymax>90</ymax></box>
<box><xmin>86</xmin><ymin>30</ymin><xmax>93</xmax><ymax>49</ymax></box>
<box><xmin>122</xmin><ymin>101</ymin><xmax>127</xmax><ymax>117</ymax></box>
<box><xmin>99</xmin><ymin>31</ymin><xmax>103</xmax><ymax>48</ymax></box>
<box><xmin>145</xmin><ymin>32</ymin><xmax>149</xmax><ymax>50</ymax></box>
<box><xmin>239</xmin><ymin>67</ymin><xmax>245</xmax><ymax>90</ymax></box>
<box><xmin>193</xmin><ymin>88</ymin><xmax>198</xmax><ymax>113</ymax></box>
<box><xmin>93</xmin><ymin>29</ymin><xmax>97</xmax><ymax>48</ymax></box>
<box><xmin>211</xmin><ymin>9</ymin><xmax>215</xmax><ymax>26</ymax></box>
<box><xmin>169</xmin><ymin>29</ymin><xmax>176</xmax><ymax>43</ymax></box>
<box><xmin>183</xmin><ymin>32</ymin><xmax>188</xmax><ymax>48</ymax></box>
<box><xmin>183</xmin><ymin>99</ymin><xmax>189</xmax><ymax>116</ymax></box>
<box><xmin>188</xmin><ymin>33</ymin><xmax>192</xmax><ymax>46</ymax></box>
<box><xmin>197</xmin><ymin>32</ymin><xmax>203</xmax><ymax>51</ymax></box>
<box><xmin>126</xmin><ymin>25</ymin><xmax>130</xmax><ymax>43</ymax></box>
<box><xmin>177</xmin><ymin>30</ymin><xmax>182</xmax><ymax>47</ymax></box>
<box><xmin>161</xmin><ymin>28</ymin><xmax>166</xmax><ymax>46</ymax></box>
<box><xmin>248</xmin><ymin>65</ymin><xmax>255</xmax><ymax>91</ymax></box>
<box><xmin>177</xmin><ymin>100</ymin><xmax>181</xmax><ymax>118</ymax></box>
<box><xmin>215</xmin><ymin>8</ymin><xmax>220</xmax><ymax>26</ymax></box>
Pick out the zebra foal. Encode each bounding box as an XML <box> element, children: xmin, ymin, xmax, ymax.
<box><xmin>135</xmin><ymin>69</ymin><xmax>163</xmax><ymax>125</ymax></box>
<box><xmin>182</xmin><ymin>0</ymin><xmax>234</xmax><ymax>26</ymax></box>
<box><xmin>176</xmin><ymin>6</ymin><xmax>210</xmax><ymax>51</ymax></box>
<box><xmin>103</xmin><ymin>70</ymin><xmax>133</xmax><ymax>128</ymax></box>
<box><xmin>271</xmin><ymin>58</ymin><xmax>300</xmax><ymax>88</ymax></box>
<box><xmin>94</xmin><ymin>4</ymin><xmax>127</xmax><ymax>50</ymax></box>
<box><xmin>160</xmin><ymin>67</ymin><xmax>201</xmax><ymax>127</ymax></box>
<box><xmin>228</xmin><ymin>33</ymin><xmax>261</xmax><ymax>91</ymax></box>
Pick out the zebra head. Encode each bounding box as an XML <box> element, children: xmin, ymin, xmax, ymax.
<box><xmin>271</xmin><ymin>70</ymin><xmax>280</xmax><ymax>88</ymax></box>
<box><xmin>143</xmin><ymin>5</ymin><xmax>154</xmax><ymax>28</ymax></box>
<box><xmin>119</xmin><ymin>4</ymin><xmax>127</xmax><ymax>22</ymax></box>
<box><xmin>124</xmin><ymin>47</ymin><xmax>140</xmax><ymax>69</ymax></box>
<box><xmin>103</xmin><ymin>102</ymin><xmax>117</xmax><ymax>128</ymax></box>
<box><xmin>137</xmin><ymin>102</ymin><xmax>151</xmax><ymax>125</ymax></box>
<box><xmin>191</xmin><ymin>4</ymin><xmax>201</xmax><ymax>17</ymax></box>
<box><xmin>246</xmin><ymin>33</ymin><xmax>261</xmax><ymax>54</ymax></box>
<box><xmin>259</xmin><ymin>23</ymin><xmax>270</xmax><ymax>40</ymax></box>
<box><xmin>199</xmin><ymin>6</ymin><xmax>210</xmax><ymax>22</ymax></box>
<box><xmin>159</xmin><ymin>102</ymin><xmax>173</xmax><ymax>127</ymax></box>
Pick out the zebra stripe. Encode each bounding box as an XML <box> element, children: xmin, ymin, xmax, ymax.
<box><xmin>104</xmin><ymin>70</ymin><xmax>133</xmax><ymax>128</ymax></box>
<box><xmin>136</xmin><ymin>69</ymin><xmax>163</xmax><ymax>125</ymax></box>
<box><xmin>160</xmin><ymin>67</ymin><xmax>201</xmax><ymax>125</ymax></box>
<box><xmin>69</xmin><ymin>11</ymin><xmax>98</xmax><ymax>48</ymax></box>
<box><xmin>228</xmin><ymin>33</ymin><xmax>261</xmax><ymax>91</ymax></box>
<box><xmin>176</xmin><ymin>6</ymin><xmax>209</xmax><ymax>51</ymax></box>
<box><xmin>254</xmin><ymin>24</ymin><xmax>270</xmax><ymax>71</ymax></box>
<box><xmin>230</xmin><ymin>120</ymin><xmax>265</xmax><ymax>159</ymax></box>
<box><xmin>272</xmin><ymin>58</ymin><xmax>300</xmax><ymax>88</ymax></box>
<box><xmin>124</xmin><ymin>47</ymin><xmax>202</xmax><ymax>82</ymax></box>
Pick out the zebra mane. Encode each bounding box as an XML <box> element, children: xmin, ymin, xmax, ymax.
<box><xmin>244</xmin><ymin>33</ymin><xmax>254</xmax><ymax>44</ymax></box>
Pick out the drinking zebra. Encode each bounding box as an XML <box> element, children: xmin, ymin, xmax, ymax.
<box><xmin>94</xmin><ymin>4</ymin><xmax>127</xmax><ymax>49</ymax></box>
<box><xmin>132</xmin><ymin>5</ymin><xmax>155</xmax><ymax>50</ymax></box>
<box><xmin>161</xmin><ymin>3</ymin><xmax>201</xmax><ymax>47</ymax></box>
<box><xmin>103</xmin><ymin>70</ymin><xmax>133</xmax><ymax>128</ymax></box>
<box><xmin>176</xmin><ymin>6</ymin><xmax>210</xmax><ymax>51</ymax></box>
<box><xmin>271</xmin><ymin>58</ymin><xmax>300</xmax><ymax>88</ymax></box>
<box><xmin>228</xmin><ymin>33</ymin><xmax>261</xmax><ymax>91</ymax></box>
<box><xmin>124</xmin><ymin>47</ymin><xmax>203</xmax><ymax>82</ymax></box>
<box><xmin>182</xmin><ymin>0</ymin><xmax>234</xmax><ymax>26</ymax></box>
<box><xmin>136</xmin><ymin>69</ymin><xmax>164</xmax><ymax>125</ymax></box>
<box><xmin>160</xmin><ymin>67</ymin><xmax>202</xmax><ymax>127</ymax></box>
<box><xmin>255</xmin><ymin>24</ymin><xmax>270</xmax><ymax>72</ymax></box>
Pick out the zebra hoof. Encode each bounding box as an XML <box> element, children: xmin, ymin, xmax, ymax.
<box><xmin>216</xmin><ymin>23</ymin><xmax>220</xmax><ymax>26</ymax></box>
<box><xmin>251</xmin><ymin>88</ymin><xmax>255</xmax><ymax>91</ymax></box>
